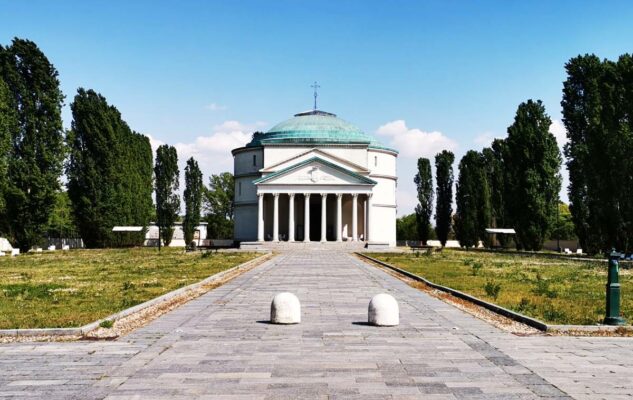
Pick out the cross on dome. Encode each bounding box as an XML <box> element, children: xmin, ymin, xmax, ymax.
<box><xmin>311</xmin><ymin>81</ymin><xmax>320</xmax><ymax>110</ymax></box>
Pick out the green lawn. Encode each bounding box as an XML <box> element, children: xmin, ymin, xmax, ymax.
<box><xmin>368</xmin><ymin>250</ymin><xmax>632</xmax><ymax>325</ymax></box>
<box><xmin>0</xmin><ymin>248</ymin><xmax>259</xmax><ymax>329</ymax></box>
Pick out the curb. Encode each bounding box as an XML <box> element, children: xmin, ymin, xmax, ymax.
<box><xmin>0</xmin><ymin>252</ymin><xmax>273</xmax><ymax>339</ymax></box>
<box><xmin>356</xmin><ymin>253</ymin><xmax>629</xmax><ymax>333</ymax></box>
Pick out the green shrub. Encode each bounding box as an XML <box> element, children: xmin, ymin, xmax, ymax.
<box><xmin>515</xmin><ymin>298</ymin><xmax>537</xmax><ymax>314</ymax></box>
<box><xmin>99</xmin><ymin>319</ymin><xmax>114</xmax><ymax>328</ymax></box>
<box><xmin>122</xmin><ymin>281</ymin><xmax>135</xmax><ymax>291</ymax></box>
<box><xmin>471</xmin><ymin>262</ymin><xmax>483</xmax><ymax>276</ymax></box>
<box><xmin>532</xmin><ymin>273</ymin><xmax>558</xmax><ymax>298</ymax></box>
<box><xmin>484</xmin><ymin>280</ymin><xmax>501</xmax><ymax>299</ymax></box>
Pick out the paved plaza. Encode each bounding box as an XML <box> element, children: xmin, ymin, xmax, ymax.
<box><xmin>1</xmin><ymin>251</ymin><xmax>632</xmax><ymax>399</ymax></box>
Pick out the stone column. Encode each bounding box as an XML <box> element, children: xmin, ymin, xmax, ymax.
<box><xmin>336</xmin><ymin>193</ymin><xmax>343</xmax><ymax>242</ymax></box>
<box><xmin>366</xmin><ymin>193</ymin><xmax>373</xmax><ymax>242</ymax></box>
<box><xmin>321</xmin><ymin>193</ymin><xmax>327</xmax><ymax>242</ymax></box>
<box><xmin>273</xmin><ymin>193</ymin><xmax>279</xmax><ymax>242</ymax></box>
<box><xmin>304</xmin><ymin>194</ymin><xmax>311</xmax><ymax>242</ymax></box>
<box><xmin>257</xmin><ymin>193</ymin><xmax>264</xmax><ymax>242</ymax></box>
<box><xmin>352</xmin><ymin>193</ymin><xmax>358</xmax><ymax>241</ymax></box>
<box><xmin>288</xmin><ymin>193</ymin><xmax>295</xmax><ymax>242</ymax></box>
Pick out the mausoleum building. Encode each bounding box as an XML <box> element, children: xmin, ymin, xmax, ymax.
<box><xmin>232</xmin><ymin>110</ymin><xmax>398</xmax><ymax>246</ymax></box>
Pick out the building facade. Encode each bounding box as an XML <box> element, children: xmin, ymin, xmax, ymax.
<box><xmin>232</xmin><ymin>110</ymin><xmax>398</xmax><ymax>246</ymax></box>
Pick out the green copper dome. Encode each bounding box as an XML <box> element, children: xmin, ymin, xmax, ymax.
<box><xmin>246</xmin><ymin>110</ymin><xmax>396</xmax><ymax>152</ymax></box>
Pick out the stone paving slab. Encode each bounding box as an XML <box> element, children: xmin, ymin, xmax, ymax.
<box><xmin>0</xmin><ymin>251</ymin><xmax>631</xmax><ymax>399</ymax></box>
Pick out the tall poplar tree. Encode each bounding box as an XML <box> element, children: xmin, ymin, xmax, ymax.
<box><xmin>0</xmin><ymin>38</ymin><xmax>65</xmax><ymax>250</ymax></box>
<box><xmin>562</xmin><ymin>54</ymin><xmax>633</xmax><ymax>253</ymax></box>
<box><xmin>413</xmin><ymin>157</ymin><xmax>433</xmax><ymax>244</ymax></box>
<box><xmin>183</xmin><ymin>157</ymin><xmax>203</xmax><ymax>245</ymax></box>
<box><xmin>67</xmin><ymin>88</ymin><xmax>152</xmax><ymax>247</ymax></box>
<box><xmin>0</xmin><ymin>78</ymin><xmax>14</xmax><ymax>234</ymax></box>
<box><xmin>455</xmin><ymin>150</ymin><xmax>491</xmax><ymax>248</ymax></box>
<box><xmin>505</xmin><ymin>100</ymin><xmax>561</xmax><ymax>251</ymax></box>
<box><xmin>154</xmin><ymin>145</ymin><xmax>180</xmax><ymax>246</ymax></box>
<box><xmin>482</xmin><ymin>140</ymin><xmax>508</xmax><ymax>246</ymax></box>
<box><xmin>434</xmin><ymin>150</ymin><xmax>455</xmax><ymax>246</ymax></box>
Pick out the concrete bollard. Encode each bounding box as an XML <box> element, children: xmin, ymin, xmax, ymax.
<box><xmin>270</xmin><ymin>292</ymin><xmax>301</xmax><ymax>324</ymax></box>
<box><xmin>368</xmin><ymin>293</ymin><xmax>399</xmax><ymax>326</ymax></box>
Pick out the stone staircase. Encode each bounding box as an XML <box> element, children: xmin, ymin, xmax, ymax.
<box><xmin>239</xmin><ymin>241</ymin><xmax>372</xmax><ymax>252</ymax></box>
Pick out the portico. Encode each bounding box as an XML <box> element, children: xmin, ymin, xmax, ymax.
<box><xmin>256</xmin><ymin>191</ymin><xmax>372</xmax><ymax>242</ymax></box>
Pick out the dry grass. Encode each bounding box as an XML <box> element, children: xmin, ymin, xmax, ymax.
<box><xmin>0</xmin><ymin>248</ymin><xmax>259</xmax><ymax>329</ymax></box>
<box><xmin>368</xmin><ymin>249</ymin><xmax>632</xmax><ymax>325</ymax></box>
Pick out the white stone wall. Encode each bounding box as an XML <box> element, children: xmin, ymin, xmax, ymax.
<box><xmin>264</xmin><ymin>146</ymin><xmax>367</xmax><ymax>169</ymax></box>
<box><xmin>367</xmin><ymin>149</ymin><xmax>397</xmax><ymax>246</ymax></box>
<box><xmin>144</xmin><ymin>223</ymin><xmax>208</xmax><ymax>247</ymax></box>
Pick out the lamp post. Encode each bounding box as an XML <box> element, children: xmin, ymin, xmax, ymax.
<box><xmin>604</xmin><ymin>250</ymin><xmax>626</xmax><ymax>326</ymax></box>
<box><xmin>556</xmin><ymin>202</ymin><xmax>561</xmax><ymax>253</ymax></box>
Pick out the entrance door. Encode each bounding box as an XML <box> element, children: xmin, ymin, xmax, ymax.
<box><xmin>309</xmin><ymin>199</ymin><xmax>320</xmax><ymax>241</ymax></box>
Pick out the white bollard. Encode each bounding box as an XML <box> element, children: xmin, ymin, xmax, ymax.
<box><xmin>11</xmin><ymin>248</ymin><xmax>19</xmax><ymax>257</ymax></box>
<box><xmin>48</xmin><ymin>245</ymin><xmax>56</xmax><ymax>251</ymax></box>
<box><xmin>368</xmin><ymin>293</ymin><xmax>399</xmax><ymax>326</ymax></box>
<box><xmin>270</xmin><ymin>292</ymin><xmax>301</xmax><ymax>324</ymax></box>
<box><xmin>62</xmin><ymin>245</ymin><xmax>70</xmax><ymax>251</ymax></box>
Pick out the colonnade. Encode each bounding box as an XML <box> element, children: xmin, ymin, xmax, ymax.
<box><xmin>257</xmin><ymin>192</ymin><xmax>372</xmax><ymax>243</ymax></box>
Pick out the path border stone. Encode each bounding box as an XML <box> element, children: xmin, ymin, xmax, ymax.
<box><xmin>357</xmin><ymin>252</ymin><xmax>632</xmax><ymax>335</ymax></box>
<box><xmin>0</xmin><ymin>251</ymin><xmax>273</xmax><ymax>340</ymax></box>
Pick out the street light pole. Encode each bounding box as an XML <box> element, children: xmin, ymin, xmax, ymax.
<box><xmin>604</xmin><ymin>250</ymin><xmax>626</xmax><ymax>326</ymax></box>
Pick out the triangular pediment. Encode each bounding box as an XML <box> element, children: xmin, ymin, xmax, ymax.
<box><xmin>261</xmin><ymin>148</ymin><xmax>368</xmax><ymax>173</ymax></box>
<box><xmin>254</xmin><ymin>157</ymin><xmax>376</xmax><ymax>186</ymax></box>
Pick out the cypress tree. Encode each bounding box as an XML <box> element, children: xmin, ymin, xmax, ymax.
<box><xmin>67</xmin><ymin>88</ymin><xmax>152</xmax><ymax>247</ymax></box>
<box><xmin>413</xmin><ymin>157</ymin><xmax>433</xmax><ymax>244</ymax></box>
<box><xmin>183</xmin><ymin>157</ymin><xmax>203</xmax><ymax>245</ymax></box>
<box><xmin>455</xmin><ymin>150</ymin><xmax>490</xmax><ymax>248</ymax></box>
<box><xmin>434</xmin><ymin>150</ymin><xmax>455</xmax><ymax>246</ymax></box>
<box><xmin>154</xmin><ymin>145</ymin><xmax>180</xmax><ymax>246</ymax></box>
<box><xmin>505</xmin><ymin>100</ymin><xmax>561</xmax><ymax>251</ymax></box>
<box><xmin>0</xmin><ymin>38</ymin><xmax>65</xmax><ymax>251</ymax></box>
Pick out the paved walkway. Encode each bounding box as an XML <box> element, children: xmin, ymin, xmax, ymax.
<box><xmin>1</xmin><ymin>251</ymin><xmax>632</xmax><ymax>399</ymax></box>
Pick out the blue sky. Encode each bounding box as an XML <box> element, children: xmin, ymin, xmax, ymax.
<box><xmin>2</xmin><ymin>1</ymin><xmax>633</xmax><ymax>215</ymax></box>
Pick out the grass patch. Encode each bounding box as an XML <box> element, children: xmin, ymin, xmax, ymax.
<box><xmin>0</xmin><ymin>248</ymin><xmax>259</xmax><ymax>329</ymax></box>
<box><xmin>368</xmin><ymin>249</ymin><xmax>632</xmax><ymax>325</ymax></box>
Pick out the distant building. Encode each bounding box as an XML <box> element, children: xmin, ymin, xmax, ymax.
<box><xmin>144</xmin><ymin>222</ymin><xmax>208</xmax><ymax>247</ymax></box>
<box><xmin>232</xmin><ymin>109</ymin><xmax>398</xmax><ymax>246</ymax></box>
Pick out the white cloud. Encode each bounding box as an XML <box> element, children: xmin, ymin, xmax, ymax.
<box><xmin>146</xmin><ymin>134</ymin><xmax>165</xmax><ymax>154</ymax></box>
<box><xmin>204</xmin><ymin>102</ymin><xmax>228</xmax><ymax>111</ymax></box>
<box><xmin>550</xmin><ymin>119</ymin><xmax>567</xmax><ymax>148</ymax></box>
<box><xmin>376</xmin><ymin>120</ymin><xmax>458</xmax><ymax>158</ymax></box>
<box><xmin>172</xmin><ymin>120</ymin><xmax>268</xmax><ymax>179</ymax></box>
